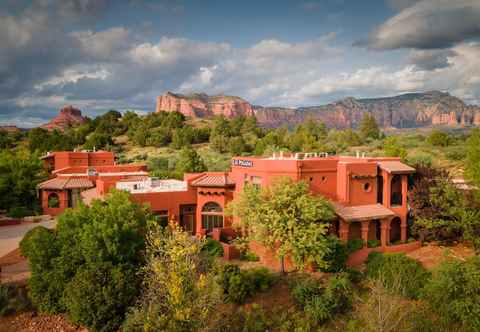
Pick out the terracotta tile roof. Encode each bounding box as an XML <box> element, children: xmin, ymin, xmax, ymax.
<box><xmin>191</xmin><ymin>173</ymin><xmax>235</xmax><ymax>188</ymax></box>
<box><xmin>378</xmin><ymin>161</ymin><xmax>415</xmax><ymax>174</ymax></box>
<box><xmin>333</xmin><ymin>203</ymin><xmax>395</xmax><ymax>222</ymax></box>
<box><xmin>80</xmin><ymin>187</ymin><xmax>102</xmax><ymax>205</ymax></box>
<box><xmin>37</xmin><ymin>177</ymin><xmax>94</xmax><ymax>190</ymax></box>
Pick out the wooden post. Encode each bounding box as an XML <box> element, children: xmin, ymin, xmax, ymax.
<box><xmin>339</xmin><ymin>220</ymin><xmax>349</xmax><ymax>242</ymax></box>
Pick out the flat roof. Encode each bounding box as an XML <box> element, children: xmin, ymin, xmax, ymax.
<box><xmin>378</xmin><ymin>161</ymin><xmax>415</xmax><ymax>174</ymax></box>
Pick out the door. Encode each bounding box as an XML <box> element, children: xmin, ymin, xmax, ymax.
<box><xmin>180</xmin><ymin>204</ymin><xmax>196</xmax><ymax>235</ymax></box>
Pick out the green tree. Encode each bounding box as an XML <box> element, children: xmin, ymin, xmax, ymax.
<box><xmin>175</xmin><ymin>147</ymin><xmax>207</xmax><ymax>176</ymax></box>
<box><xmin>422</xmin><ymin>256</ymin><xmax>480</xmax><ymax>331</ymax></box>
<box><xmin>124</xmin><ymin>226</ymin><xmax>222</xmax><ymax>332</ymax></box>
<box><xmin>426</xmin><ymin>129</ymin><xmax>452</xmax><ymax>147</ymax></box>
<box><xmin>383</xmin><ymin>136</ymin><xmax>407</xmax><ymax>160</ymax></box>
<box><xmin>465</xmin><ymin>128</ymin><xmax>480</xmax><ymax>186</ymax></box>
<box><xmin>20</xmin><ymin>190</ymin><xmax>152</xmax><ymax>331</ymax></box>
<box><xmin>0</xmin><ymin>150</ymin><xmax>47</xmax><ymax>212</ymax></box>
<box><xmin>359</xmin><ymin>113</ymin><xmax>380</xmax><ymax>140</ymax></box>
<box><xmin>227</xmin><ymin>177</ymin><xmax>335</xmax><ymax>272</ymax></box>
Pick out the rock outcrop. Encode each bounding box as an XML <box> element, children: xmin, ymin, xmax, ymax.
<box><xmin>0</xmin><ymin>125</ymin><xmax>21</xmax><ymax>133</ymax></box>
<box><xmin>41</xmin><ymin>105</ymin><xmax>87</xmax><ymax>131</ymax></box>
<box><xmin>156</xmin><ymin>92</ymin><xmax>254</xmax><ymax>118</ymax></box>
<box><xmin>156</xmin><ymin>91</ymin><xmax>480</xmax><ymax>129</ymax></box>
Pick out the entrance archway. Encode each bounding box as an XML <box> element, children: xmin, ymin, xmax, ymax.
<box><xmin>390</xmin><ymin>217</ymin><xmax>401</xmax><ymax>243</ymax></box>
<box><xmin>201</xmin><ymin>202</ymin><xmax>223</xmax><ymax>232</ymax></box>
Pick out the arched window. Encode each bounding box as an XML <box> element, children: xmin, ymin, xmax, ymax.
<box><xmin>201</xmin><ymin>202</ymin><xmax>223</xmax><ymax>231</ymax></box>
<box><xmin>48</xmin><ymin>193</ymin><xmax>60</xmax><ymax>208</ymax></box>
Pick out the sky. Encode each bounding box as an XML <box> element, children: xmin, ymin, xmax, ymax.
<box><xmin>1</xmin><ymin>0</ymin><xmax>480</xmax><ymax>127</ymax></box>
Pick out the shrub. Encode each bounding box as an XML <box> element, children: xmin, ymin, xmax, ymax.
<box><xmin>320</xmin><ymin>236</ymin><xmax>348</xmax><ymax>272</ymax></box>
<box><xmin>65</xmin><ymin>263</ymin><xmax>137</xmax><ymax>332</ymax></box>
<box><xmin>366</xmin><ymin>239</ymin><xmax>380</xmax><ymax>248</ymax></box>
<box><xmin>239</xmin><ymin>250</ymin><xmax>259</xmax><ymax>262</ymax></box>
<box><xmin>422</xmin><ymin>256</ymin><xmax>480</xmax><ymax>331</ymax></box>
<box><xmin>365</xmin><ymin>252</ymin><xmax>430</xmax><ymax>299</ymax></box>
<box><xmin>202</xmin><ymin>238</ymin><xmax>224</xmax><ymax>257</ymax></box>
<box><xmin>346</xmin><ymin>238</ymin><xmax>364</xmax><ymax>254</ymax></box>
<box><xmin>218</xmin><ymin>264</ymin><xmax>276</xmax><ymax>304</ymax></box>
<box><xmin>0</xmin><ymin>286</ymin><xmax>9</xmax><ymax>316</ymax></box>
<box><xmin>291</xmin><ymin>274</ymin><xmax>352</xmax><ymax>324</ymax></box>
<box><xmin>7</xmin><ymin>206</ymin><xmax>31</xmax><ymax>219</ymax></box>
<box><xmin>0</xmin><ymin>285</ymin><xmax>31</xmax><ymax>317</ymax></box>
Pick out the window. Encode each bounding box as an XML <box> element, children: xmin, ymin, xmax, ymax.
<box><xmin>201</xmin><ymin>202</ymin><xmax>223</xmax><ymax>231</ymax></box>
<box><xmin>364</xmin><ymin>182</ymin><xmax>371</xmax><ymax>192</ymax></box>
<box><xmin>48</xmin><ymin>193</ymin><xmax>60</xmax><ymax>208</ymax></box>
<box><xmin>251</xmin><ymin>176</ymin><xmax>262</xmax><ymax>189</ymax></box>
<box><xmin>321</xmin><ymin>176</ymin><xmax>327</xmax><ymax>183</ymax></box>
<box><xmin>156</xmin><ymin>210</ymin><xmax>169</xmax><ymax>227</ymax></box>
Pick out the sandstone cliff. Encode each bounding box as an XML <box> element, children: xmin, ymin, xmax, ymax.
<box><xmin>0</xmin><ymin>125</ymin><xmax>21</xmax><ymax>133</ymax></box>
<box><xmin>156</xmin><ymin>91</ymin><xmax>480</xmax><ymax>129</ymax></box>
<box><xmin>41</xmin><ymin>105</ymin><xmax>87</xmax><ymax>131</ymax></box>
<box><xmin>156</xmin><ymin>92</ymin><xmax>255</xmax><ymax>118</ymax></box>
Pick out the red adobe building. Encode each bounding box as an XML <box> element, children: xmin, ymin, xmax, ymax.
<box><xmin>38</xmin><ymin>151</ymin><xmax>416</xmax><ymax>263</ymax></box>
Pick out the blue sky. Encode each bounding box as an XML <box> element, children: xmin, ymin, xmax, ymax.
<box><xmin>1</xmin><ymin>0</ymin><xmax>480</xmax><ymax>127</ymax></box>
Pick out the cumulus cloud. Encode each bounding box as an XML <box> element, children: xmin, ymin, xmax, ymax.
<box><xmin>408</xmin><ymin>49</ymin><xmax>457</xmax><ymax>70</ymax></box>
<box><xmin>362</xmin><ymin>0</ymin><xmax>480</xmax><ymax>50</ymax></box>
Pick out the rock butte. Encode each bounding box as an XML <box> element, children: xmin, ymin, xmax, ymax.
<box><xmin>41</xmin><ymin>105</ymin><xmax>87</xmax><ymax>131</ymax></box>
<box><xmin>156</xmin><ymin>91</ymin><xmax>480</xmax><ymax>129</ymax></box>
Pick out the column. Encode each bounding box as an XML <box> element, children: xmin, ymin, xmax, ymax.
<box><xmin>401</xmin><ymin>175</ymin><xmax>408</xmax><ymax>207</ymax></box>
<box><xmin>382</xmin><ymin>173</ymin><xmax>392</xmax><ymax>208</ymax></box>
<box><xmin>400</xmin><ymin>216</ymin><xmax>408</xmax><ymax>242</ymax></box>
<box><xmin>380</xmin><ymin>218</ymin><xmax>391</xmax><ymax>248</ymax></box>
<box><xmin>361</xmin><ymin>221</ymin><xmax>369</xmax><ymax>247</ymax></box>
<box><xmin>339</xmin><ymin>220</ymin><xmax>349</xmax><ymax>242</ymax></box>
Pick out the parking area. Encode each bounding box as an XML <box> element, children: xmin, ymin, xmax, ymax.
<box><xmin>0</xmin><ymin>220</ymin><xmax>56</xmax><ymax>258</ymax></box>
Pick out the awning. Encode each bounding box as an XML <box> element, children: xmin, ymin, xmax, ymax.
<box><xmin>378</xmin><ymin>161</ymin><xmax>415</xmax><ymax>174</ymax></box>
<box><xmin>333</xmin><ymin>203</ymin><xmax>395</xmax><ymax>222</ymax></box>
<box><xmin>37</xmin><ymin>177</ymin><xmax>94</xmax><ymax>190</ymax></box>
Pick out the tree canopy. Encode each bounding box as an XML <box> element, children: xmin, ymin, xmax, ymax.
<box><xmin>227</xmin><ymin>177</ymin><xmax>335</xmax><ymax>271</ymax></box>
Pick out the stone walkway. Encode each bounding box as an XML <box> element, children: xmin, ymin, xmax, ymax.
<box><xmin>0</xmin><ymin>220</ymin><xmax>56</xmax><ymax>257</ymax></box>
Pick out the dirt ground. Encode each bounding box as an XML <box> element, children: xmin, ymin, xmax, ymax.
<box><xmin>0</xmin><ymin>312</ymin><xmax>87</xmax><ymax>332</ymax></box>
<box><xmin>406</xmin><ymin>243</ymin><xmax>476</xmax><ymax>269</ymax></box>
<box><xmin>0</xmin><ymin>248</ymin><xmax>30</xmax><ymax>285</ymax></box>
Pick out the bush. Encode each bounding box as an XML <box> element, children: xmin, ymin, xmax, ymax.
<box><xmin>365</xmin><ymin>252</ymin><xmax>430</xmax><ymax>299</ymax></box>
<box><xmin>218</xmin><ymin>264</ymin><xmax>276</xmax><ymax>303</ymax></box>
<box><xmin>65</xmin><ymin>263</ymin><xmax>137</xmax><ymax>332</ymax></box>
<box><xmin>346</xmin><ymin>238</ymin><xmax>364</xmax><ymax>254</ymax></box>
<box><xmin>0</xmin><ymin>285</ymin><xmax>31</xmax><ymax>317</ymax></box>
<box><xmin>422</xmin><ymin>256</ymin><xmax>480</xmax><ymax>331</ymax></box>
<box><xmin>202</xmin><ymin>238</ymin><xmax>224</xmax><ymax>257</ymax></box>
<box><xmin>7</xmin><ymin>206</ymin><xmax>31</xmax><ymax>219</ymax></box>
<box><xmin>367</xmin><ymin>239</ymin><xmax>380</xmax><ymax>248</ymax></box>
<box><xmin>291</xmin><ymin>274</ymin><xmax>352</xmax><ymax>324</ymax></box>
<box><xmin>240</xmin><ymin>250</ymin><xmax>259</xmax><ymax>262</ymax></box>
<box><xmin>320</xmin><ymin>236</ymin><xmax>348</xmax><ymax>272</ymax></box>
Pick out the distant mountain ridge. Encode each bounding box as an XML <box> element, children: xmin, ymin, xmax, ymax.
<box><xmin>156</xmin><ymin>90</ymin><xmax>480</xmax><ymax>128</ymax></box>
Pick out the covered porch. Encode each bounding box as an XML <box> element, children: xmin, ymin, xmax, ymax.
<box><xmin>333</xmin><ymin>203</ymin><xmax>408</xmax><ymax>248</ymax></box>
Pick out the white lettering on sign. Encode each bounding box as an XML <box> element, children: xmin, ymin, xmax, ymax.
<box><xmin>232</xmin><ymin>159</ymin><xmax>253</xmax><ymax>167</ymax></box>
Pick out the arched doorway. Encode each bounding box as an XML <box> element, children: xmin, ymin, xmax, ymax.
<box><xmin>201</xmin><ymin>202</ymin><xmax>223</xmax><ymax>232</ymax></box>
<box><xmin>390</xmin><ymin>217</ymin><xmax>401</xmax><ymax>243</ymax></box>
<box><xmin>48</xmin><ymin>193</ymin><xmax>60</xmax><ymax>208</ymax></box>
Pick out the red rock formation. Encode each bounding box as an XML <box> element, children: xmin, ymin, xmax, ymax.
<box><xmin>156</xmin><ymin>91</ymin><xmax>480</xmax><ymax>129</ymax></box>
<box><xmin>156</xmin><ymin>92</ymin><xmax>254</xmax><ymax>118</ymax></box>
<box><xmin>0</xmin><ymin>125</ymin><xmax>21</xmax><ymax>133</ymax></box>
<box><xmin>41</xmin><ymin>105</ymin><xmax>86</xmax><ymax>131</ymax></box>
